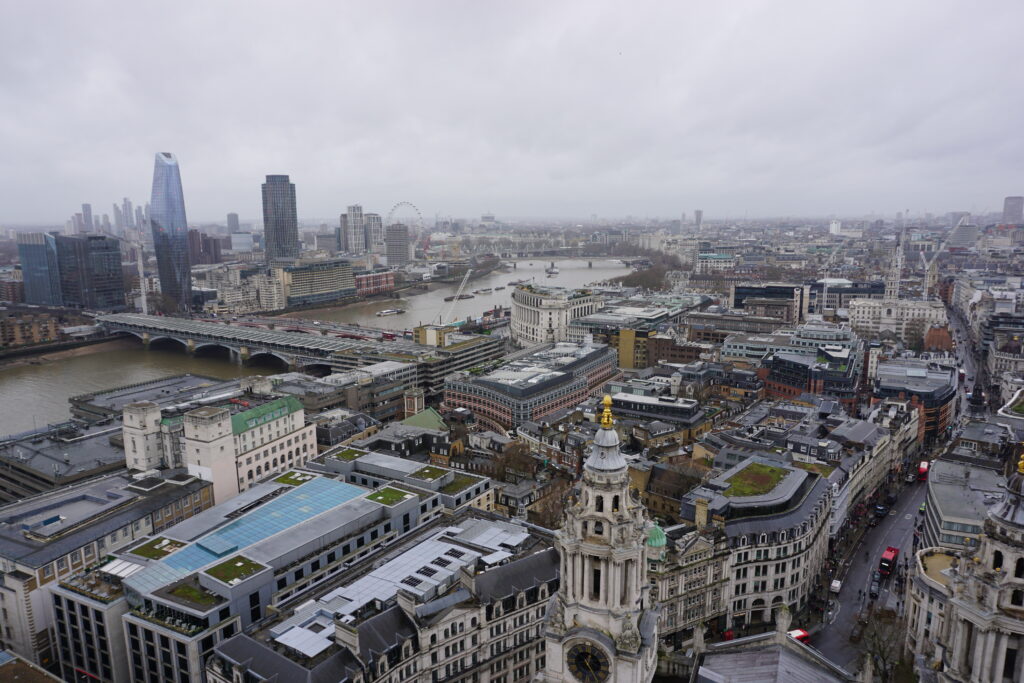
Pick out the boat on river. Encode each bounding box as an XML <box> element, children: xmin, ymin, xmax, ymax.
<box><xmin>376</xmin><ymin>309</ymin><xmax>406</xmax><ymax>316</ymax></box>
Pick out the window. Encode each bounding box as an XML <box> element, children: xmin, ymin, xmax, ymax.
<box><xmin>995</xmin><ymin>550</ymin><xmax>1004</xmax><ymax>571</ymax></box>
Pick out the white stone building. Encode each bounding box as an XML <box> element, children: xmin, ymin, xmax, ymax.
<box><xmin>905</xmin><ymin>457</ymin><xmax>1024</xmax><ymax>682</ymax></box>
<box><xmin>510</xmin><ymin>284</ymin><xmax>602</xmax><ymax>346</ymax></box>
<box><xmin>847</xmin><ymin>298</ymin><xmax>948</xmax><ymax>345</ymax></box>
<box><xmin>539</xmin><ymin>395</ymin><xmax>659</xmax><ymax>682</ymax></box>
<box><xmin>123</xmin><ymin>389</ymin><xmax>316</xmax><ymax>504</ymax></box>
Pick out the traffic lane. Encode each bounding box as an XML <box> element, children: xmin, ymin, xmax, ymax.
<box><xmin>813</xmin><ymin>484</ymin><xmax>928</xmax><ymax>668</ymax></box>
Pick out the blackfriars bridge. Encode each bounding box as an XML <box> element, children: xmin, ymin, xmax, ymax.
<box><xmin>97</xmin><ymin>314</ymin><xmax>426</xmax><ymax>371</ymax></box>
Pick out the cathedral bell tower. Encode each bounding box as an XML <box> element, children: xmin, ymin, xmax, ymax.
<box><xmin>538</xmin><ymin>396</ymin><xmax>658</xmax><ymax>683</ymax></box>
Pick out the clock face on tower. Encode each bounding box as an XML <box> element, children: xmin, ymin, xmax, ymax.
<box><xmin>566</xmin><ymin>641</ymin><xmax>611</xmax><ymax>683</ymax></box>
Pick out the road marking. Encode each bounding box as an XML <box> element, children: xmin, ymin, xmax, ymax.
<box><xmin>904</xmin><ymin>514</ymin><xmax>912</xmax><ymax>520</ymax></box>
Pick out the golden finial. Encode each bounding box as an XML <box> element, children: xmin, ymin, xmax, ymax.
<box><xmin>600</xmin><ymin>394</ymin><xmax>614</xmax><ymax>429</ymax></box>
<box><xmin>1018</xmin><ymin>451</ymin><xmax>1024</xmax><ymax>475</ymax></box>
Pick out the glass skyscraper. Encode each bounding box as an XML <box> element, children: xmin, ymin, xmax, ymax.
<box><xmin>16</xmin><ymin>232</ymin><xmax>62</xmax><ymax>306</ymax></box>
<box><xmin>149</xmin><ymin>152</ymin><xmax>192</xmax><ymax>312</ymax></box>
<box><xmin>55</xmin><ymin>234</ymin><xmax>126</xmax><ymax>311</ymax></box>
<box><xmin>262</xmin><ymin>175</ymin><xmax>299</xmax><ymax>261</ymax></box>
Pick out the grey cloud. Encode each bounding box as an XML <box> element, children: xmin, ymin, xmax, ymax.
<box><xmin>1</xmin><ymin>0</ymin><xmax>1022</xmax><ymax>223</ymax></box>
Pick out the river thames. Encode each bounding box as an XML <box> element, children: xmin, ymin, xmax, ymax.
<box><xmin>0</xmin><ymin>259</ymin><xmax>630</xmax><ymax>435</ymax></box>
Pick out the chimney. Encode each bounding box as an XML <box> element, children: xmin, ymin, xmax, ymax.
<box><xmin>695</xmin><ymin>498</ymin><xmax>709</xmax><ymax>528</ymax></box>
<box><xmin>775</xmin><ymin>605</ymin><xmax>792</xmax><ymax>645</ymax></box>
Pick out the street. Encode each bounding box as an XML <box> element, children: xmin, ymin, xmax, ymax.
<box><xmin>812</xmin><ymin>471</ymin><xmax>929</xmax><ymax>669</ymax></box>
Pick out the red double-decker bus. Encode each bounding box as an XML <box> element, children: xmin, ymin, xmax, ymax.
<box><xmin>880</xmin><ymin>546</ymin><xmax>899</xmax><ymax>576</ymax></box>
<box><xmin>918</xmin><ymin>461</ymin><xmax>930</xmax><ymax>481</ymax></box>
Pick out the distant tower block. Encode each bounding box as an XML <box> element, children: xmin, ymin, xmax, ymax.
<box><xmin>1003</xmin><ymin>196</ymin><xmax>1024</xmax><ymax>224</ymax></box>
<box><xmin>829</xmin><ymin>219</ymin><xmax>841</xmax><ymax>235</ymax></box>
<box><xmin>694</xmin><ymin>209</ymin><xmax>703</xmax><ymax>232</ymax></box>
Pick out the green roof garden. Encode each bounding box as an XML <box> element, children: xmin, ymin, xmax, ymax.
<box><xmin>440</xmin><ymin>473</ymin><xmax>481</xmax><ymax>495</ymax></box>
<box><xmin>723</xmin><ymin>462</ymin><xmax>788</xmax><ymax>497</ymax></box>
<box><xmin>205</xmin><ymin>556</ymin><xmax>265</xmax><ymax>583</ymax></box>
<box><xmin>367</xmin><ymin>487</ymin><xmax>412</xmax><ymax>506</ymax></box>
<box><xmin>130</xmin><ymin>537</ymin><xmax>186</xmax><ymax>560</ymax></box>
<box><xmin>410</xmin><ymin>466</ymin><xmax>447</xmax><ymax>481</ymax></box>
<box><xmin>166</xmin><ymin>581</ymin><xmax>223</xmax><ymax>608</ymax></box>
<box><xmin>332</xmin><ymin>447</ymin><xmax>368</xmax><ymax>461</ymax></box>
<box><xmin>274</xmin><ymin>471</ymin><xmax>315</xmax><ymax>486</ymax></box>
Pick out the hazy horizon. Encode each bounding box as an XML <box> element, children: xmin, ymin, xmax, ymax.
<box><xmin>3</xmin><ymin>1</ymin><xmax>1023</xmax><ymax>224</ymax></box>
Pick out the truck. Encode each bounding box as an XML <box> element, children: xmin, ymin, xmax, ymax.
<box><xmin>879</xmin><ymin>546</ymin><xmax>900</xmax><ymax>576</ymax></box>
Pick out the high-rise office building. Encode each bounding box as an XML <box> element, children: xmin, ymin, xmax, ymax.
<box><xmin>385</xmin><ymin>223</ymin><xmax>410</xmax><ymax>266</ymax></box>
<box><xmin>122</xmin><ymin>198</ymin><xmax>134</xmax><ymax>229</ymax></box>
<box><xmin>16</xmin><ymin>232</ymin><xmax>62</xmax><ymax>306</ymax></box>
<box><xmin>364</xmin><ymin>212</ymin><xmax>384</xmax><ymax>249</ymax></box>
<box><xmin>261</xmin><ymin>175</ymin><xmax>300</xmax><ymax>261</ymax></box>
<box><xmin>112</xmin><ymin>203</ymin><xmax>124</xmax><ymax>232</ymax></box>
<box><xmin>343</xmin><ymin>204</ymin><xmax>366</xmax><ymax>253</ymax></box>
<box><xmin>149</xmin><ymin>152</ymin><xmax>192</xmax><ymax>312</ymax></box>
<box><xmin>80</xmin><ymin>203</ymin><xmax>93</xmax><ymax>234</ymax></box>
<box><xmin>55</xmin><ymin>234</ymin><xmax>126</xmax><ymax>310</ymax></box>
<box><xmin>1003</xmin><ymin>196</ymin><xmax>1024</xmax><ymax>224</ymax></box>
<box><xmin>694</xmin><ymin>209</ymin><xmax>703</xmax><ymax>232</ymax></box>
<box><xmin>227</xmin><ymin>212</ymin><xmax>240</xmax><ymax>233</ymax></box>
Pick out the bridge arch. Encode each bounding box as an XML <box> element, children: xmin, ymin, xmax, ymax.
<box><xmin>246</xmin><ymin>351</ymin><xmax>292</xmax><ymax>369</ymax></box>
<box><xmin>147</xmin><ymin>336</ymin><xmax>190</xmax><ymax>352</ymax></box>
<box><xmin>193</xmin><ymin>342</ymin><xmax>234</xmax><ymax>359</ymax></box>
<box><xmin>301</xmin><ymin>362</ymin><xmax>334</xmax><ymax>377</ymax></box>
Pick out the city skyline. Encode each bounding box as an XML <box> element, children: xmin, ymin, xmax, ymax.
<box><xmin>2</xmin><ymin>2</ymin><xmax>1024</xmax><ymax>223</ymax></box>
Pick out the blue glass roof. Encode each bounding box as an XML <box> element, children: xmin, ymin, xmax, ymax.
<box><xmin>128</xmin><ymin>478</ymin><xmax>365</xmax><ymax>595</ymax></box>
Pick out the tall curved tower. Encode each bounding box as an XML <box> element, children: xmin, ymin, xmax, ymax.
<box><xmin>149</xmin><ymin>152</ymin><xmax>192</xmax><ymax>312</ymax></box>
<box><xmin>539</xmin><ymin>395</ymin><xmax>658</xmax><ymax>683</ymax></box>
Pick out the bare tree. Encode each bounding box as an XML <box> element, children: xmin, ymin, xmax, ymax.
<box><xmin>528</xmin><ymin>477</ymin><xmax>572</xmax><ymax>529</ymax></box>
<box><xmin>495</xmin><ymin>440</ymin><xmax>536</xmax><ymax>483</ymax></box>
<box><xmin>858</xmin><ymin>608</ymin><xmax>907</xmax><ymax>683</ymax></box>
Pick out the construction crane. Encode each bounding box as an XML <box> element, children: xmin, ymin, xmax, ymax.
<box><xmin>439</xmin><ymin>268</ymin><xmax>473</xmax><ymax>325</ymax></box>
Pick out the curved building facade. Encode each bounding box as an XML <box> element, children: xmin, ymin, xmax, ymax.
<box><xmin>149</xmin><ymin>152</ymin><xmax>192</xmax><ymax>312</ymax></box>
<box><xmin>510</xmin><ymin>285</ymin><xmax>602</xmax><ymax>345</ymax></box>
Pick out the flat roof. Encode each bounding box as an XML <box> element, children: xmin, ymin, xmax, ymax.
<box><xmin>0</xmin><ymin>422</ymin><xmax>126</xmax><ymax>479</ymax></box>
<box><xmin>127</xmin><ymin>477</ymin><xmax>366</xmax><ymax>595</ymax></box>
<box><xmin>929</xmin><ymin>459</ymin><xmax>1004</xmax><ymax>523</ymax></box>
<box><xmin>70</xmin><ymin>374</ymin><xmax>230</xmax><ymax>414</ymax></box>
<box><xmin>0</xmin><ymin>471</ymin><xmax>208</xmax><ymax>568</ymax></box>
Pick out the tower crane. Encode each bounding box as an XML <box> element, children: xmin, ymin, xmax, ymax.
<box><xmin>439</xmin><ymin>268</ymin><xmax>473</xmax><ymax>325</ymax></box>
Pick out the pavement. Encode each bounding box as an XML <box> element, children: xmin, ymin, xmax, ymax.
<box><xmin>812</xmin><ymin>478</ymin><xmax>929</xmax><ymax>670</ymax></box>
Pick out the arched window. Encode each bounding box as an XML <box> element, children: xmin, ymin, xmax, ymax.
<box><xmin>995</xmin><ymin>550</ymin><xmax>1004</xmax><ymax>571</ymax></box>
<box><xmin>595</xmin><ymin>496</ymin><xmax>604</xmax><ymax>513</ymax></box>
<box><xmin>759</xmin><ymin>533</ymin><xmax>768</xmax><ymax>545</ymax></box>
<box><xmin>1013</xmin><ymin>589</ymin><xmax>1024</xmax><ymax>607</ymax></box>
<box><xmin>1016</xmin><ymin>558</ymin><xmax>1023</xmax><ymax>578</ymax></box>
<box><xmin>612</xmin><ymin>495</ymin><xmax>620</xmax><ymax>512</ymax></box>
<box><xmin>594</xmin><ymin>521</ymin><xmax>604</xmax><ymax>536</ymax></box>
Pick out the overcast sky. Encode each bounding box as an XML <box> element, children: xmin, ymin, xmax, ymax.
<box><xmin>2</xmin><ymin>1</ymin><xmax>1023</xmax><ymax>224</ymax></box>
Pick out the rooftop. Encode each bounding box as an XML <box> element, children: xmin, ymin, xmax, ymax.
<box><xmin>126</xmin><ymin>477</ymin><xmax>366</xmax><ymax>596</ymax></box>
<box><xmin>919</xmin><ymin>549</ymin><xmax>956</xmax><ymax>588</ymax></box>
<box><xmin>0</xmin><ymin>421</ymin><xmax>126</xmax><ymax>481</ymax></box>
<box><xmin>0</xmin><ymin>471</ymin><xmax>208</xmax><ymax>568</ymax></box>
<box><xmin>458</xmin><ymin>342</ymin><xmax>612</xmax><ymax>396</ymax></box>
<box><xmin>928</xmin><ymin>459</ymin><xmax>1005</xmax><ymax>523</ymax></box>
<box><xmin>723</xmin><ymin>462</ymin><xmax>788</xmax><ymax>497</ymax></box>
<box><xmin>69</xmin><ymin>374</ymin><xmax>231</xmax><ymax>416</ymax></box>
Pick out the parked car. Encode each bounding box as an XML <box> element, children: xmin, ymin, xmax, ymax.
<box><xmin>869</xmin><ymin>580</ymin><xmax>880</xmax><ymax>598</ymax></box>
